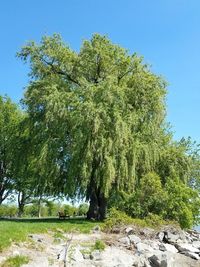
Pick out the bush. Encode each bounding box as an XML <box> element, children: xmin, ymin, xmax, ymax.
<box><xmin>104</xmin><ymin>208</ymin><xmax>133</xmax><ymax>231</ymax></box>
<box><xmin>108</xmin><ymin>171</ymin><xmax>200</xmax><ymax>229</ymax></box>
<box><xmin>78</xmin><ymin>203</ymin><xmax>89</xmax><ymax>216</ymax></box>
<box><xmin>45</xmin><ymin>201</ymin><xmax>60</xmax><ymax>217</ymax></box>
<box><xmin>0</xmin><ymin>205</ymin><xmax>17</xmax><ymax>218</ymax></box>
<box><xmin>104</xmin><ymin>208</ymin><xmax>165</xmax><ymax>230</ymax></box>
<box><xmin>144</xmin><ymin>213</ymin><xmax>164</xmax><ymax>228</ymax></box>
<box><xmin>61</xmin><ymin>204</ymin><xmax>78</xmax><ymax>217</ymax></box>
<box><xmin>163</xmin><ymin>179</ymin><xmax>200</xmax><ymax>228</ymax></box>
<box><xmin>24</xmin><ymin>204</ymin><xmax>38</xmax><ymax>217</ymax></box>
<box><xmin>93</xmin><ymin>240</ymin><xmax>106</xmax><ymax>251</ymax></box>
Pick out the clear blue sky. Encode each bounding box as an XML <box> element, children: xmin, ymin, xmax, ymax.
<box><xmin>0</xmin><ymin>0</ymin><xmax>200</xmax><ymax>142</ymax></box>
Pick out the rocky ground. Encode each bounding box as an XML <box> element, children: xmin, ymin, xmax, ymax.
<box><xmin>0</xmin><ymin>225</ymin><xmax>200</xmax><ymax>267</ymax></box>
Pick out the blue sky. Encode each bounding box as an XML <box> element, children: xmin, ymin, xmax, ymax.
<box><xmin>0</xmin><ymin>0</ymin><xmax>200</xmax><ymax>142</ymax></box>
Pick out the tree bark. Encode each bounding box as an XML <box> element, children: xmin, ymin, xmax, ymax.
<box><xmin>37</xmin><ymin>196</ymin><xmax>42</xmax><ymax>218</ymax></box>
<box><xmin>17</xmin><ymin>191</ymin><xmax>26</xmax><ymax>217</ymax></box>
<box><xmin>18</xmin><ymin>203</ymin><xmax>25</xmax><ymax>217</ymax></box>
<box><xmin>87</xmin><ymin>191</ymin><xmax>99</xmax><ymax>220</ymax></box>
<box><xmin>87</xmin><ymin>189</ymin><xmax>107</xmax><ymax>220</ymax></box>
<box><xmin>98</xmin><ymin>193</ymin><xmax>107</xmax><ymax>220</ymax></box>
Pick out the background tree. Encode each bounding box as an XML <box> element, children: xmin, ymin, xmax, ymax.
<box><xmin>0</xmin><ymin>96</ymin><xmax>22</xmax><ymax>205</ymax></box>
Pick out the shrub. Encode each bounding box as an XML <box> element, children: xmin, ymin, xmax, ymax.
<box><xmin>163</xmin><ymin>179</ymin><xmax>200</xmax><ymax>228</ymax></box>
<box><xmin>93</xmin><ymin>240</ymin><xmax>106</xmax><ymax>251</ymax></box>
<box><xmin>144</xmin><ymin>213</ymin><xmax>164</xmax><ymax>228</ymax></box>
<box><xmin>104</xmin><ymin>208</ymin><xmax>133</xmax><ymax>231</ymax></box>
<box><xmin>78</xmin><ymin>203</ymin><xmax>89</xmax><ymax>216</ymax></box>
<box><xmin>0</xmin><ymin>205</ymin><xmax>17</xmax><ymax>218</ymax></box>
<box><xmin>62</xmin><ymin>204</ymin><xmax>78</xmax><ymax>217</ymax></box>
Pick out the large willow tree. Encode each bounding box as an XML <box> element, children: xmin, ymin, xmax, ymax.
<box><xmin>18</xmin><ymin>34</ymin><xmax>167</xmax><ymax>219</ymax></box>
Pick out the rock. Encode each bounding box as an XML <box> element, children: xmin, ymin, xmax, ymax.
<box><xmin>100</xmin><ymin>246</ymin><xmax>135</xmax><ymax>267</ymax></box>
<box><xmin>90</xmin><ymin>250</ymin><xmax>102</xmax><ymax>261</ymax></box>
<box><xmin>112</xmin><ymin>227</ymin><xmax>121</xmax><ymax>234</ymax></box>
<box><xmin>193</xmin><ymin>241</ymin><xmax>200</xmax><ymax>249</ymax></box>
<box><xmin>148</xmin><ymin>254</ymin><xmax>168</xmax><ymax>267</ymax></box>
<box><xmin>129</xmin><ymin>234</ymin><xmax>141</xmax><ymax>245</ymax></box>
<box><xmin>164</xmin><ymin>231</ymin><xmax>180</xmax><ymax>244</ymax></box>
<box><xmin>180</xmin><ymin>251</ymin><xmax>200</xmax><ymax>260</ymax></box>
<box><xmin>173</xmin><ymin>253</ymin><xmax>200</xmax><ymax>267</ymax></box>
<box><xmin>145</xmin><ymin>240</ymin><xmax>160</xmax><ymax>250</ymax></box>
<box><xmin>157</xmin><ymin>232</ymin><xmax>165</xmax><ymax>242</ymax></box>
<box><xmin>82</xmin><ymin>253</ymin><xmax>90</xmax><ymax>259</ymax></box>
<box><xmin>165</xmin><ymin>243</ymin><xmax>178</xmax><ymax>253</ymax></box>
<box><xmin>164</xmin><ymin>230</ymin><xmax>187</xmax><ymax>244</ymax></box>
<box><xmin>159</xmin><ymin>243</ymin><xmax>178</xmax><ymax>253</ymax></box>
<box><xmin>93</xmin><ymin>225</ymin><xmax>101</xmax><ymax>233</ymax></box>
<box><xmin>187</xmin><ymin>229</ymin><xmax>200</xmax><ymax>239</ymax></box>
<box><xmin>148</xmin><ymin>251</ymin><xmax>200</xmax><ymax>267</ymax></box>
<box><xmin>159</xmin><ymin>244</ymin><xmax>166</xmax><ymax>252</ymax></box>
<box><xmin>176</xmin><ymin>243</ymin><xmax>200</xmax><ymax>254</ymax></box>
<box><xmin>140</xmin><ymin>228</ymin><xmax>155</xmax><ymax>237</ymax></box>
<box><xmin>125</xmin><ymin>227</ymin><xmax>134</xmax><ymax>235</ymax></box>
<box><xmin>118</xmin><ymin>237</ymin><xmax>131</xmax><ymax>246</ymax></box>
<box><xmin>132</xmin><ymin>255</ymin><xmax>150</xmax><ymax>267</ymax></box>
<box><xmin>71</xmin><ymin>247</ymin><xmax>84</xmax><ymax>262</ymax></box>
<box><xmin>136</xmin><ymin>242</ymin><xmax>154</xmax><ymax>254</ymax></box>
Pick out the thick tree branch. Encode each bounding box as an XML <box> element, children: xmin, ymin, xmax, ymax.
<box><xmin>42</xmin><ymin>57</ymin><xmax>81</xmax><ymax>86</ymax></box>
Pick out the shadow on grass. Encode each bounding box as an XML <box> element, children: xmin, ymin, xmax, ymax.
<box><xmin>0</xmin><ymin>217</ymin><xmax>96</xmax><ymax>225</ymax></box>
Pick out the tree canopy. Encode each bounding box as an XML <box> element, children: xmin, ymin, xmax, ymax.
<box><xmin>0</xmin><ymin>33</ymin><xmax>199</xmax><ymax>227</ymax></box>
<box><xmin>17</xmin><ymin>34</ymin><xmax>170</xmax><ymax>220</ymax></box>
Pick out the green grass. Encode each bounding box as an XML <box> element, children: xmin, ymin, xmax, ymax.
<box><xmin>0</xmin><ymin>255</ymin><xmax>29</xmax><ymax>267</ymax></box>
<box><xmin>0</xmin><ymin>218</ymin><xmax>103</xmax><ymax>252</ymax></box>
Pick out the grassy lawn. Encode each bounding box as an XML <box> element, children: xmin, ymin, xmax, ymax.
<box><xmin>0</xmin><ymin>218</ymin><xmax>102</xmax><ymax>252</ymax></box>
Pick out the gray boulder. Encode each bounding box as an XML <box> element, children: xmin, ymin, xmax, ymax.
<box><xmin>180</xmin><ymin>251</ymin><xmax>200</xmax><ymax>260</ymax></box>
<box><xmin>125</xmin><ymin>227</ymin><xmax>134</xmax><ymax>235</ymax></box>
<box><xmin>90</xmin><ymin>250</ymin><xmax>102</xmax><ymax>261</ymax></box>
<box><xmin>148</xmin><ymin>254</ymin><xmax>168</xmax><ymax>267</ymax></box>
<box><xmin>118</xmin><ymin>236</ymin><xmax>131</xmax><ymax>246</ymax></box>
<box><xmin>159</xmin><ymin>243</ymin><xmax>178</xmax><ymax>253</ymax></box>
<box><xmin>193</xmin><ymin>240</ymin><xmax>200</xmax><ymax>249</ymax></box>
<box><xmin>136</xmin><ymin>242</ymin><xmax>154</xmax><ymax>254</ymax></box>
<box><xmin>129</xmin><ymin>234</ymin><xmax>141</xmax><ymax>245</ymax></box>
<box><xmin>157</xmin><ymin>232</ymin><xmax>165</xmax><ymax>242</ymax></box>
<box><xmin>176</xmin><ymin>243</ymin><xmax>200</xmax><ymax>254</ymax></box>
<box><xmin>71</xmin><ymin>247</ymin><xmax>84</xmax><ymax>262</ymax></box>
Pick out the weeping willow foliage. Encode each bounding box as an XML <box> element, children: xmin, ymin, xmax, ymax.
<box><xmin>18</xmin><ymin>34</ymin><xmax>168</xmax><ymax>200</ymax></box>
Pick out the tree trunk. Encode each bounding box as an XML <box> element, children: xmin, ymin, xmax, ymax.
<box><xmin>37</xmin><ymin>196</ymin><xmax>42</xmax><ymax>218</ymax></box>
<box><xmin>87</xmin><ymin>189</ymin><xmax>107</xmax><ymax>220</ymax></box>
<box><xmin>17</xmin><ymin>191</ymin><xmax>26</xmax><ymax>217</ymax></box>
<box><xmin>98</xmin><ymin>193</ymin><xmax>107</xmax><ymax>220</ymax></box>
<box><xmin>18</xmin><ymin>203</ymin><xmax>25</xmax><ymax>217</ymax></box>
<box><xmin>87</xmin><ymin>191</ymin><xmax>99</xmax><ymax>220</ymax></box>
<box><xmin>0</xmin><ymin>196</ymin><xmax>3</xmax><ymax>205</ymax></box>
